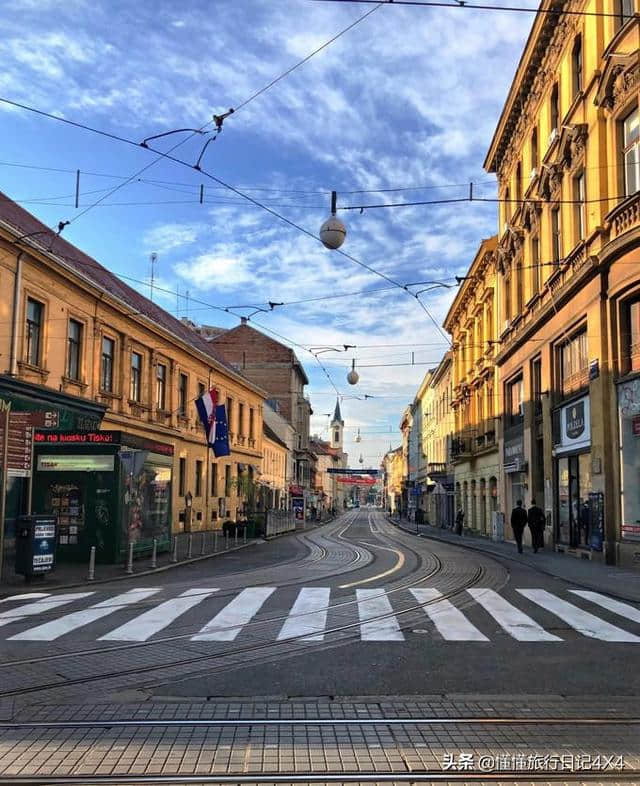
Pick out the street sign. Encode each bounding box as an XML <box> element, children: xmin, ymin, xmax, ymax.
<box><xmin>0</xmin><ymin>411</ymin><xmax>59</xmax><ymax>477</ymax></box>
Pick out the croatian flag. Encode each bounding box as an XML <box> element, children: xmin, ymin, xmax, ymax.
<box><xmin>195</xmin><ymin>388</ymin><xmax>218</xmax><ymax>447</ymax></box>
<box><xmin>213</xmin><ymin>404</ymin><xmax>231</xmax><ymax>457</ymax></box>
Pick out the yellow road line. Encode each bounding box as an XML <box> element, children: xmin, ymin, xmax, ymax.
<box><xmin>339</xmin><ymin>542</ymin><xmax>405</xmax><ymax>589</ymax></box>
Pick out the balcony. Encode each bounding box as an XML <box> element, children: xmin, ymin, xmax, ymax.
<box><xmin>451</xmin><ymin>437</ymin><xmax>471</xmax><ymax>460</ymax></box>
<box><xmin>606</xmin><ymin>191</ymin><xmax>640</xmax><ymax>240</ymax></box>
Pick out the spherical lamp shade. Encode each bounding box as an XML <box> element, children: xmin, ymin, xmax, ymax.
<box><xmin>320</xmin><ymin>215</ymin><xmax>347</xmax><ymax>250</ymax></box>
<box><xmin>347</xmin><ymin>369</ymin><xmax>359</xmax><ymax>385</ymax></box>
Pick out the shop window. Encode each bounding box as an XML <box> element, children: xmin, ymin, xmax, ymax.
<box><xmin>101</xmin><ymin>337</ymin><xmax>115</xmax><ymax>392</ymax></box>
<box><xmin>178</xmin><ymin>457</ymin><xmax>186</xmax><ymax>497</ymax></box>
<box><xmin>558</xmin><ymin>328</ymin><xmax>588</xmax><ymax>396</ymax></box>
<box><xmin>130</xmin><ymin>352</ymin><xmax>142</xmax><ymax>402</ymax></box>
<box><xmin>572</xmin><ymin>35</ymin><xmax>582</xmax><ymax>98</ymax></box>
<box><xmin>67</xmin><ymin>319</ymin><xmax>82</xmax><ymax>381</ymax></box>
<box><xmin>211</xmin><ymin>462</ymin><xmax>218</xmax><ymax>496</ymax></box>
<box><xmin>557</xmin><ymin>453</ymin><xmax>591</xmax><ymax>547</ymax></box>
<box><xmin>507</xmin><ymin>376</ymin><xmax>524</xmax><ymax>425</ymax></box>
<box><xmin>156</xmin><ymin>363</ymin><xmax>167</xmax><ymax>410</ymax></box>
<box><xmin>573</xmin><ymin>172</ymin><xmax>586</xmax><ymax>242</ymax></box>
<box><xmin>623</xmin><ymin>107</ymin><xmax>639</xmax><ymax>196</ymax></box>
<box><xmin>195</xmin><ymin>460</ymin><xmax>203</xmax><ymax>497</ymax></box>
<box><xmin>626</xmin><ymin>299</ymin><xmax>640</xmax><ymax>372</ymax></box>
<box><xmin>25</xmin><ymin>298</ymin><xmax>43</xmax><ymax>366</ymax></box>
<box><xmin>551</xmin><ymin>206</ymin><xmax>561</xmax><ymax>263</ymax></box>
<box><xmin>178</xmin><ymin>373</ymin><xmax>188</xmax><ymax>416</ymax></box>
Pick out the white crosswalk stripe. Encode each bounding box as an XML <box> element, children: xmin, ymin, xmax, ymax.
<box><xmin>8</xmin><ymin>589</ymin><xmax>160</xmax><ymax>641</ymax></box>
<box><xmin>411</xmin><ymin>588</ymin><xmax>488</xmax><ymax>641</ymax></box>
<box><xmin>569</xmin><ymin>590</ymin><xmax>640</xmax><ymax>624</ymax></box>
<box><xmin>100</xmin><ymin>588</ymin><xmax>219</xmax><ymax>641</ymax></box>
<box><xmin>468</xmin><ymin>588</ymin><xmax>561</xmax><ymax>641</ymax></box>
<box><xmin>356</xmin><ymin>588</ymin><xmax>404</xmax><ymax>640</ymax></box>
<box><xmin>0</xmin><ymin>593</ymin><xmax>94</xmax><ymax>629</ymax></box>
<box><xmin>0</xmin><ymin>586</ymin><xmax>638</xmax><ymax>645</ymax></box>
<box><xmin>277</xmin><ymin>588</ymin><xmax>331</xmax><ymax>641</ymax></box>
<box><xmin>192</xmin><ymin>587</ymin><xmax>276</xmax><ymax>641</ymax></box>
<box><xmin>517</xmin><ymin>589</ymin><xmax>640</xmax><ymax>642</ymax></box>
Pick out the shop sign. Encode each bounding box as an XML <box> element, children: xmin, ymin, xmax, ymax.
<box><xmin>503</xmin><ymin>428</ymin><xmax>525</xmax><ymax>473</ymax></box>
<box><xmin>555</xmin><ymin>395</ymin><xmax>591</xmax><ymax>455</ymax></box>
<box><xmin>37</xmin><ymin>454</ymin><xmax>115</xmax><ymax>472</ymax></box>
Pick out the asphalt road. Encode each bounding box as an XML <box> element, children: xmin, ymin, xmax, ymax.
<box><xmin>1</xmin><ymin>507</ymin><xmax>640</xmax><ymax>708</ymax></box>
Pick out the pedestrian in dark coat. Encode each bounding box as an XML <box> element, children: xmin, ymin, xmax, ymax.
<box><xmin>527</xmin><ymin>499</ymin><xmax>546</xmax><ymax>553</ymax></box>
<box><xmin>510</xmin><ymin>500</ymin><xmax>528</xmax><ymax>553</ymax></box>
<box><xmin>455</xmin><ymin>508</ymin><xmax>464</xmax><ymax>535</ymax></box>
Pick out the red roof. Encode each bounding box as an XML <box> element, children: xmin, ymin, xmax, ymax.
<box><xmin>0</xmin><ymin>191</ymin><xmax>243</xmax><ymax>378</ymax></box>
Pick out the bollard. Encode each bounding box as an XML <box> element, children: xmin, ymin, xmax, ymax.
<box><xmin>200</xmin><ymin>531</ymin><xmax>206</xmax><ymax>556</ymax></box>
<box><xmin>214</xmin><ymin>531</ymin><xmax>218</xmax><ymax>552</ymax></box>
<box><xmin>171</xmin><ymin>535</ymin><xmax>178</xmax><ymax>563</ymax></box>
<box><xmin>151</xmin><ymin>538</ymin><xmax>157</xmax><ymax>569</ymax></box>
<box><xmin>126</xmin><ymin>541</ymin><xmax>134</xmax><ymax>574</ymax></box>
<box><xmin>243</xmin><ymin>526</ymin><xmax>247</xmax><ymax>544</ymax></box>
<box><xmin>234</xmin><ymin>528</ymin><xmax>238</xmax><ymax>548</ymax></box>
<box><xmin>225</xmin><ymin>532</ymin><xmax>229</xmax><ymax>550</ymax></box>
<box><xmin>88</xmin><ymin>546</ymin><xmax>96</xmax><ymax>581</ymax></box>
<box><xmin>187</xmin><ymin>532</ymin><xmax>193</xmax><ymax>559</ymax></box>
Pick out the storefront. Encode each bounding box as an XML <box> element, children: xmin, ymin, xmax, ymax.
<box><xmin>32</xmin><ymin>430</ymin><xmax>173</xmax><ymax>564</ymax></box>
<box><xmin>618</xmin><ymin>378</ymin><xmax>640</xmax><ymax>544</ymax></box>
<box><xmin>0</xmin><ymin>375</ymin><xmax>106</xmax><ymax>572</ymax></box>
<box><xmin>503</xmin><ymin>425</ymin><xmax>526</xmax><ymax>515</ymax></box>
<box><xmin>553</xmin><ymin>395</ymin><xmax>595</xmax><ymax>550</ymax></box>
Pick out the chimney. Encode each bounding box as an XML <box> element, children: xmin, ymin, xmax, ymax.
<box><xmin>241</xmin><ymin>317</ymin><xmax>248</xmax><ymax>325</ymax></box>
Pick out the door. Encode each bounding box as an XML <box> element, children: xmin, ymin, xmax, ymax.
<box><xmin>556</xmin><ymin>453</ymin><xmax>591</xmax><ymax>547</ymax></box>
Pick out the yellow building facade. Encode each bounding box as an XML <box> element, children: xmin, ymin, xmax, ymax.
<box><xmin>0</xmin><ymin>195</ymin><xmax>266</xmax><ymax>564</ymax></box>
<box><xmin>382</xmin><ymin>447</ymin><xmax>403</xmax><ymax>514</ymax></box>
<box><xmin>261</xmin><ymin>426</ymin><xmax>288</xmax><ymax>509</ymax></box>
<box><xmin>484</xmin><ymin>0</ymin><xmax>640</xmax><ymax>565</ymax></box>
<box><xmin>444</xmin><ymin>237</ymin><xmax>501</xmax><ymax>535</ymax></box>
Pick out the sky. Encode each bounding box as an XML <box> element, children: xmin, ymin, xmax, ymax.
<box><xmin>0</xmin><ymin>0</ymin><xmax>534</xmax><ymax>467</ymax></box>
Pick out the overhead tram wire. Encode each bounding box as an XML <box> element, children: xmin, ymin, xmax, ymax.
<box><xmin>309</xmin><ymin>0</ymin><xmax>633</xmax><ymax>19</ymax></box>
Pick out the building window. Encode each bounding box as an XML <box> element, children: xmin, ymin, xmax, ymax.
<box><xmin>550</xmin><ymin>83</ymin><xmax>559</xmax><ymax>135</ymax></box>
<box><xmin>516</xmin><ymin>263</ymin><xmax>524</xmax><ymax>315</ymax></box>
<box><xmin>178</xmin><ymin>373</ymin><xmax>188</xmax><ymax>416</ymax></box>
<box><xmin>558</xmin><ymin>328</ymin><xmax>588</xmax><ymax>396</ymax></box>
<box><xmin>617</xmin><ymin>0</ymin><xmax>634</xmax><ymax>27</ymax></box>
<box><xmin>626</xmin><ymin>299</ymin><xmax>640</xmax><ymax>372</ymax></box>
<box><xmin>531</xmin><ymin>127</ymin><xmax>538</xmax><ymax>171</ymax></box>
<box><xmin>179</xmin><ymin>457</ymin><xmax>186</xmax><ymax>497</ymax></box>
<box><xmin>211</xmin><ymin>463</ymin><xmax>218</xmax><ymax>496</ymax></box>
<box><xmin>504</xmin><ymin>274</ymin><xmax>512</xmax><ymax>323</ymax></box>
<box><xmin>504</xmin><ymin>187</ymin><xmax>511</xmax><ymax>224</ymax></box>
<box><xmin>226</xmin><ymin>396</ymin><xmax>233</xmax><ymax>434</ymax></box>
<box><xmin>507</xmin><ymin>376</ymin><xmax>524</xmax><ymax>425</ymax></box>
<box><xmin>515</xmin><ymin>162</ymin><xmax>522</xmax><ymax>205</ymax></box>
<box><xmin>238</xmin><ymin>402</ymin><xmax>245</xmax><ymax>436</ymax></box>
<box><xmin>334</xmin><ymin>430</ymin><xmax>339</xmax><ymax>443</ymax></box>
<box><xmin>197</xmin><ymin>382</ymin><xmax>205</xmax><ymax>398</ymax></box>
<box><xmin>195</xmin><ymin>460</ymin><xmax>203</xmax><ymax>497</ymax></box>
<box><xmin>225</xmin><ymin>464</ymin><xmax>232</xmax><ymax>495</ymax></box>
<box><xmin>249</xmin><ymin>408</ymin><xmax>255</xmax><ymax>441</ymax></box>
<box><xmin>573</xmin><ymin>172</ymin><xmax>586</xmax><ymax>241</ymax></box>
<box><xmin>572</xmin><ymin>35</ymin><xmax>582</xmax><ymax>97</ymax></box>
<box><xmin>551</xmin><ymin>206</ymin><xmax>561</xmax><ymax>263</ymax></box>
<box><xmin>532</xmin><ymin>357</ymin><xmax>543</xmax><ymax>417</ymax></box>
<box><xmin>25</xmin><ymin>298</ymin><xmax>43</xmax><ymax>366</ymax></box>
<box><xmin>156</xmin><ymin>363</ymin><xmax>167</xmax><ymax>410</ymax></box>
<box><xmin>130</xmin><ymin>352</ymin><xmax>142</xmax><ymax>402</ymax></box>
<box><xmin>623</xmin><ymin>107</ymin><xmax>639</xmax><ymax>196</ymax></box>
<box><xmin>531</xmin><ymin>235</ymin><xmax>540</xmax><ymax>294</ymax></box>
<box><xmin>67</xmin><ymin>319</ymin><xmax>82</xmax><ymax>380</ymax></box>
<box><xmin>101</xmin><ymin>337</ymin><xmax>115</xmax><ymax>392</ymax></box>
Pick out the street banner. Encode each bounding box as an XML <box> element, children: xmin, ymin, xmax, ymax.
<box><xmin>213</xmin><ymin>404</ymin><xmax>231</xmax><ymax>457</ymax></box>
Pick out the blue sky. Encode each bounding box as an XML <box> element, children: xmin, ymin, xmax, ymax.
<box><xmin>0</xmin><ymin>0</ymin><xmax>534</xmax><ymax>465</ymax></box>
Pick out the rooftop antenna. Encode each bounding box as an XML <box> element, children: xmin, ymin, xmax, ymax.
<box><xmin>149</xmin><ymin>253</ymin><xmax>158</xmax><ymax>302</ymax></box>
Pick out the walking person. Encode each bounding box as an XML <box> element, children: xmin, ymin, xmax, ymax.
<box><xmin>510</xmin><ymin>499</ymin><xmax>528</xmax><ymax>553</ymax></box>
<box><xmin>455</xmin><ymin>508</ymin><xmax>464</xmax><ymax>536</ymax></box>
<box><xmin>527</xmin><ymin>498</ymin><xmax>546</xmax><ymax>553</ymax></box>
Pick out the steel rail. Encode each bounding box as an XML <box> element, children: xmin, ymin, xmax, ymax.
<box><xmin>0</xmin><ymin>716</ymin><xmax>638</xmax><ymax>729</ymax></box>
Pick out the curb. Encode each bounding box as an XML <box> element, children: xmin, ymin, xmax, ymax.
<box><xmin>386</xmin><ymin>516</ymin><xmax>640</xmax><ymax>604</ymax></box>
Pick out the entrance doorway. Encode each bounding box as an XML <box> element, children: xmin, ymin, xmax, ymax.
<box><xmin>557</xmin><ymin>453</ymin><xmax>591</xmax><ymax>547</ymax></box>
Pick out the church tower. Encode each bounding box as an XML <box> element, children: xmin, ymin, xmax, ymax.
<box><xmin>330</xmin><ymin>398</ymin><xmax>344</xmax><ymax>451</ymax></box>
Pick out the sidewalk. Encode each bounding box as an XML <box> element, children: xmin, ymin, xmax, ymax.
<box><xmin>388</xmin><ymin>515</ymin><xmax>640</xmax><ymax>603</ymax></box>
<box><xmin>0</xmin><ymin>516</ymin><xmax>332</xmax><ymax>597</ymax></box>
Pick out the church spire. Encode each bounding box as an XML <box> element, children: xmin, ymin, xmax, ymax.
<box><xmin>331</xmin><ymin>398</ymin><xmax>343</xmax><ymax>426</ymax></box>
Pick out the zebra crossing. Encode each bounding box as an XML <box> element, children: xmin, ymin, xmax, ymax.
<box><xmin>0</xmin><ymin>586</ymin><xmax>638</xmax><ymax>645</ymax></box>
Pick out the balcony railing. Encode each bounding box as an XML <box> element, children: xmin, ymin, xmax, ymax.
<box><xmin>606</xmin><ymin>191</ymin><xmax>640</xmax><ymax>239</ymax></box>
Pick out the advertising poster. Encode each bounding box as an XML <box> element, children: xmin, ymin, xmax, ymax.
<box><xmin>292</xmin><ymin>496</ymin><xmax>304</xmax><ymax>522</ymax></box>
